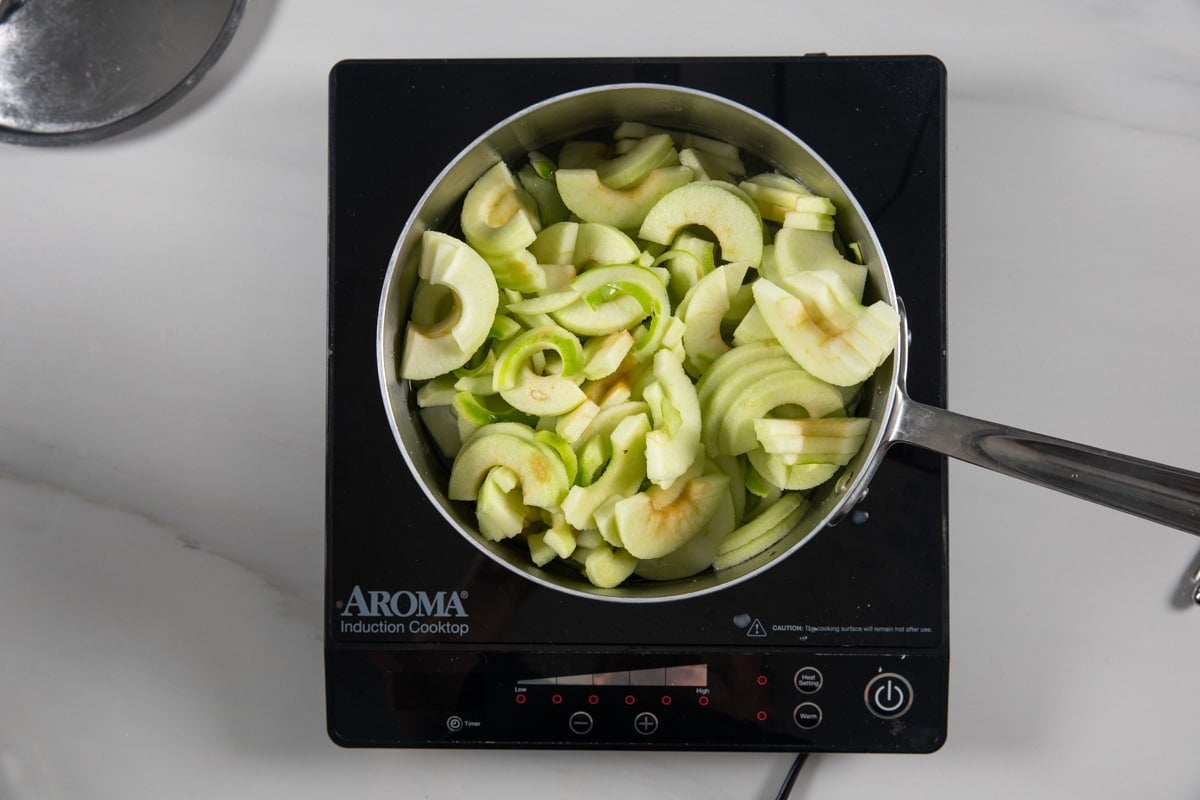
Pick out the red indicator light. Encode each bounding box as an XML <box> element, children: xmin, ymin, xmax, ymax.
<box><xmin>698</xmin><ymin>696</ymin><xmax>710</xmax><ymax>707</ymax></box>
<box><xmin>756</xmin><ymin>710</ymin><xmax>768</xmax><ymax>722</ymax></box>
<box><xmin>756</xmin><ymin>675</ymin><xmax>768</xmax><ymax>686</ymax></box>
<box><xmin>625</xmin><ymin>695</ymin><xmax>636</xmax><ymax>706</ymax></box>
<box><xmin>551</xmin><ymin>694</ymin><xmax>563</xmax><ymax>705</ymax></box>
<box><xmin>661</xmin><ymin>695</ymin><xmax>673</xmax><ymax>707</ymax></box>
<box><xmin>588</xmin><ymin>694</ymin><xmax>600</xmax><ymax>705</ymax></box>
<box><xmin>515</xmin><ymin>694</ymin><xmax>527</xmax><ymax>705</ymax></box>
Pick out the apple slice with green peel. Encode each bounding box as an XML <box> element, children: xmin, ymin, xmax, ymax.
<box><xmin>615</xmin><ymin>471</ymin><xmax>731</xmax><ymax>559</ymax></box>
<box><xmin>746</xmin><ymin>447</ymin><xmax>840</xmax><ymax>491</ymax></box>
<box><xmin>492</xmin><ymin>325</ymin><xmax>588</xmax><ymax>416</ymax></box>
<box><xmin>476</xmin><ymin>466</ymin><xmax>528</xmax><ymax>541</ymax></box>
<box><xmin>573</xmin><ymin>400</ymin><xmax>648</xmax><ymax>448</ymax></box>
<box><xmin>639</xmin><ymin>181</ymin><xmax>764</xmax><ymax>267</ymax></box>
<box><xmin>556</xmin><ymin>264</ymin><xmax>671</xmax><ymax>359</ymax></box>
<box><xmin>754</xmin><ymin>417</ymin><xmax>870</xmax><ymax>465</ymax></box>
<box><xmin>713</xmin><ymin>492</ymin><xmax>810</xmax><ymax>571</ymax></box>
<box><xmin>677</xmin><ymin>261</ymin><xmax>752</xmax><ymax>377</ymax></box>
<box><xmin>561</xmin><ymin>412</ymin><xmax>651</xmax><ymax>531</ymax></box>
<box><xmin>770</xmin><ymin>227</ymin><xmax>868</xmax><ymax>300</ymax></box>
<box><xmin>400</xmin><ymin>231</ymin><xmax>500</xmax><ymax>381</ymax></box>
<box><xmin>452</xmin><ymin>392</ymin><xmax>533</xmax><ymax>429</ymax></box>
<box><xmin>753</xmin><ymin>274</ymin><xmax>899</xmax><ymax>387</ymax></box>
<box><xmin>576</xmin><ymin>434</ymin><xmax>610</xmax><ymax>487</ymax></box>
<box><xmin>517</xmin><ymin>161</ymin><xmax>571</xmax><ymax>226</ymax></box>
<box><xmin>461</xmin><ymin>161</ymin><xmax>542</xmax><ymax>256</ymax></box>
<box><xmin>644</xmin><ymin>348</ymin><xmax>703</xmax><ymax>487</ymax></box>
<box><xmin>583</xmin><ymin>544</ymin><xmax>640</xmax><ymax>589</ymax></box>
<box><xmin>572</xmin><ymin>222</ymin><xmax>641</xmax><ymax>269</ymax></box>
<box><xmin>782</xmin><ymin>210</ymin><xmax>835</xmax><ymax>232</ymax></box>
<box><xmin>448</xmin><ymin>428</ymin><xmax>569</xmax><ymax>510</ymax></box>
<box><xmin>556</xmin><ymin>166</ymin><xmax>694</xmax><ymax>230</ymax></box>
<box><xmin>597</xmin><ymin>133</ymin><xmax>676</xmax><ymax>189</ymax></box>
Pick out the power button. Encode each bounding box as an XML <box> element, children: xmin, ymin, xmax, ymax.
<box><xmin>864</xmin><ymin>673</ymin><xmax>913</xmax><ymax>719</ymax></box>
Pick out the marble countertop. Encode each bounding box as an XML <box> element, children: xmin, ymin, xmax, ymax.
<box><xmin>3</xmin><ymin>1</ymin><xmax>1199</xmax><ymax>797</ymax></box>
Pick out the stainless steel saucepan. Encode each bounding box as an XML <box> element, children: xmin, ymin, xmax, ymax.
<box><xmin>377</xmin><ymin>83</ymin><xmax>1200</xmax><ymax>602</ymax></box>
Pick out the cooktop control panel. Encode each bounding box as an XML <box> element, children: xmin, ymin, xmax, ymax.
<box><xmin>327</xmin><ymin>649</ymin><xmax>946</xmax><ymax>752</ymax></box>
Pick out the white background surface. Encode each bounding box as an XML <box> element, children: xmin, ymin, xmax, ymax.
<box><xmin>3</xmin><ymin>1</ymin><xmax>1200</xmax><ymax>798</ymax></box>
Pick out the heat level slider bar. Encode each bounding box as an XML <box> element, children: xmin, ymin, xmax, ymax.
<box><xmin>517</xmin><ymin>664</ymin><xmax>708</xmax><ymax>688</ymax></box>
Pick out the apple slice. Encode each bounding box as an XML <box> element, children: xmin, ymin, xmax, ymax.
<box><xmin>639</xmin><ymin>181</ymin><xmax>764</xmax><ymax>266</ymax></box>
<box><xmin>754</xmin><ymin>417</ymin><xmax>870</xmax><ymax>465</ymax></box>
<box><xmin>614</xmin><ymin>471</ymin><xmax>731</xmax><ymax>560</ymax></box>
<box><xmin>556</xmin><ymin>166</ymin><xmax>694</xmax><ymax>229</ymax></box>
<box><xmin>770</xmin><ymin>227</ymin><xmax>868</xmax><ymax>301</ymax></box>
<box><xmin>632</xmin><ymin>476</ymin><xmax>736</xmax><ymax>580</ymax></box>
<box><xmin>460</xmin><ymin>161</ymin><xmax>542</xmax><ymax>256</ymax></box>
<box><xmin>448</xmin><ymin>428</ymin><xmax>569</xmax><ymax>510</ymax></box>
<box><xmin>400</xmin><ymin>231</ymin><xmax>500</xmax><ymax>381</ymax></box>
<box><xmin>583</xmin><ymin>544</ymin><xmax>640</xmax><ymax>589</ymax></box>
<box><xmin>476</xmin><ymin>466</ymin><xmax>528</xmax><ymax>541</ymax></box>
<box><xmin>597</xmin><ymin>133</ymin><xmax>676</xmax><ymax>189</ymax></box>
<box><xmin>644</xmin><ymin>349</ymin><xmax>703</xmax><ymax>487</ymax></box>
<box><xmin>492</xmin><ymin>324</ymin><xmax>587</xmax><ymax>416</ymax></box>
<box><xmin>677</xmin><ymin>261</ymin><xmax>751</xmax><ymax>376</ymax></box>
<box><xmin>560</xmin><ymin>412</ymin><xmax>651</xmax><ymax>531</ymax></box>
<box><xmin>712</xmin><ymin>492</ymin><xmax>810</xmax><ymax>571</ymax></box>
<box><xmin>746</xmin><ymin>447</ymin><xmax>840</xmax><ymax>491</ymax></box>
<box><xmin>753</xmin><ymin>274</ymin><xmax>899</xmax><ymax>387</ymax></box>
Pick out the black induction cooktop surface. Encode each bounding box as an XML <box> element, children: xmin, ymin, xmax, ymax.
<box><xmin>327</xmin><ymin>56</ymin><xmax>948</xmax><ymax>752</ymax></box>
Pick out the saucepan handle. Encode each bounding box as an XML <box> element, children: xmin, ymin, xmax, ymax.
<box><xmin>890</xmin><ymin>393</ymin><xmax>1200</xmax><ymax>536</ymax></box>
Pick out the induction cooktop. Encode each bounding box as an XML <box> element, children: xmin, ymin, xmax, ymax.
<box><xmin>326</xmin><ymin>55</ymin><xmax>948</xmax><ymax>752</ymax></box>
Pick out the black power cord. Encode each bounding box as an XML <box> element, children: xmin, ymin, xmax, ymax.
<box><xmin>773</xmin><ymin>752</ymin><xmax>810</xmax><ymax>799</ymax></box>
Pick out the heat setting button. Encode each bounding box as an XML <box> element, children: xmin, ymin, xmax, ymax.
<box><xmin>793</xmin><ymin>666</ymin><xmax>823</xmax><ymax>694</ymax></box>
<box><xmin>864</xmin><ymin>673</ymin><xmax>913</xmax><ymax>719</ymax></box>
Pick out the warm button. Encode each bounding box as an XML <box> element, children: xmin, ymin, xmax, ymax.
<box><xmin>864</xmin><ymin>673</ymin><xmax>913</xmax><ymax>719</ymax></box>
<box><xmin>792</xmin><ymin>702</ymin><xmax>822</xmax><ymax>730</ymax></box>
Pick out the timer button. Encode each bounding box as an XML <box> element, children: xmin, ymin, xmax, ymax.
<box><xmin>568</xmin><ymin>711</ymin><xmax>594</xmax><ymax>735</ymax></box>
<box><xmin>793</xmin><ymin>666</ymin><xmax>823</xmax><ymax>694</ymax></box>
<box><xmin>864</xmin><ymin>673</ymin><xmax>913</xmax><ymax>719</ymax></box>
<box><xmin>793</xmin><ymin>702</ymin><xmax>822</xmax><ymax>730</ymax></box>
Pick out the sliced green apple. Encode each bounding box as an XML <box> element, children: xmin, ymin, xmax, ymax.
<box><xmin>400</xmin><ymin>231</ymin><xmax>500</xmax><ymax>381</ymax></box>
<box><xmin>753</xmin><ymin>274</ymin><xmax>899</xmax><ymax>387</ymax></box>
<box><xmin>556</xmin><ymin>166</ymin><xmax>694</xmax><ymax>230</ymax></box>
<box><xmin>583</xmin><ymin>544</ymin><xmax>640</xmax><ymax>589</ymax></box>
<box><xmin>448</xmin><ymin>428</ymin><xmax>569</xmax><ymax>510</ymax></box>
<box><xmin>597</xmin><ymin>133</ymin><xmax>676</xmax><ymax>189</ymax></box>
<box><xmin>460</xmin><ymin>161</ymin><xmax>541</xmax><ymax>256</ymax></box>
<box><xmin>639</xmin><ymin>181</ymin><xmax>764</xmax><ymax>266</ymax></box>
<box><xmin>615</xmin><ymin>471</ymin><xmax>731</xmax><ymax>560</ymax></box>
<box><xmin>712</xmin><ymin>492</ymin><xmax>810</xmax><ymax>571</ymax></box>
<box><xmin>644</xmin><ymin>349</ymin><xmax>703</xmax><ymax>487</ymax></box>
<box><xmin>677</xmin><ymin>261</ymin><xmax>751</xmax><ymax>376</ymax></box>
<box><xmin>754</xmin><ymin>417</ymin><xmax>870</xmax><ymax>465</ymax></box>
<box><xmin>770</xmin><ymin>227</ymin><xmax>868</xmax><ymax>301</ymax></box>
<box><xmin>560</xmin><ymin>412</ymin><xmax>651</xmax><ymax>531</ymax></box>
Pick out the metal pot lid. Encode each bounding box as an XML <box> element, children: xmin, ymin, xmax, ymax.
<box><xmin>0</xmin><ymin>0</ymin><xmax>245</xmax><ymax>145</ymax></box>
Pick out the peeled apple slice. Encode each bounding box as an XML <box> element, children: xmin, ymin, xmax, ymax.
<box><xmin>614</xmin><ymin>471</ymin><xmax>730</xmax><ymax>559</ymax></box>
<box><xmin>461</xmin><ymin>161</ymin><xmax>542</xmax><ymax>256</ymax></box>
<box><xmin>753</xmin><ymin>273</ymin><xmax>899</xmax><ymax>387</ymax></box>
<box><xmin>639</xmin><ymin>181</ymin><xmax>764</xmax><ymax>266</ymax></box>
<box><xmin>556</xmin><ymin>166</ymin><xmax>694</xmax><ymax>229</ymax></box>
<box><xmin>643</xmin><ymin>348</ymin><xmax>703</xmax><ymax>487</ymax></box>
<box><xmin>754</xmin><ymin>417</ymin><xmax>870</xmax><ymax>465</ymax></box>
<box><xmin>770</xmin><ymin>227</ymin><xmax>868</xmax><ymax>301</ymax></box>
<box><xmin>400</xmin><ymin>231</ymin><xmax>500</xmax><ymax>381</ymax></box>
<box><xmin>713</xmin><ymin>492</ymin><xmax>810</xmax><ymax>571</ymax></box>
<box><xmin>448</xmin><ymin>428</ymin><xmax>570</xmax><ymax>511</ymax></box>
